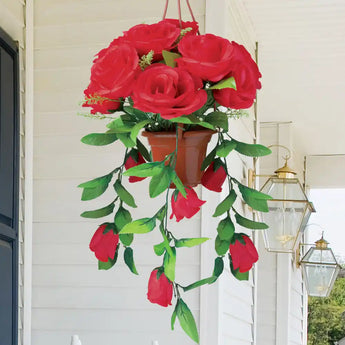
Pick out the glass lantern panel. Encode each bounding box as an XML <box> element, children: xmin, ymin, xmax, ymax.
<box><xmin>262</xmin><ymin>201</ymin><xmax>309</xmax><ymax>252</ymax></box>
<box><xmin>261</xmin><ymin>178</ymin><xmax>307</xmax><ymax>201</ymax></box>
<box><xmin>302</xmin><ymin>248</ymin><xmax>338</xmax><ymax>265</ymax></box>
<box><xmin>302</xmin><ymin>263</ymin><xmax>340</xmax><ymax>297</ymax></box>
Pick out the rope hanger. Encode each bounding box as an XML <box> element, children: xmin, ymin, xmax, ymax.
<box><xmin>162</xmin><ymin>0</ymin><xmax>198</xmax><ymax>28</ymax></box>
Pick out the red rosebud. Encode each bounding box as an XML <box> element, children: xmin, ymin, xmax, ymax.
<box><xmin>89</xmin><ymin>224</ymin><xmax>119</xmax><ymax>262</ymax></box>
<box><xmin>159</xmin><ymin>18</ymin><xmax>199</xmax><ymax>36</ymax></box>
<box><xmin>177</xmin><ymin>34</ymin><xmax>235</xmax><ymax>82</ymax></box>
<box><xmin>147</xmin><ymin>269</ymin><xmax>173</xmax><ymax>307</ymax></box>
<box><xmin>132</xmin><ymin>64</ymin><xmax>207</xmax><ymax>119</ymax></box>
<box><xmin>229</xmin><ymin>234</ymin><xmax>259</xmax><ymax>273</ymax></box>
<box><xmin>170</xmin><ymin>187</ymin><xmax>206</xmax><ymax>222</ymax></box>
<box><xmin>201</xmin><ymin>162</ymin><xmax>227</xmax><ymax>192</ymax></box>
<box><xmin>124</xmin><ymin>22</ymin><xmax>180</xmax><ymax>61</ymax></box>
<box><xmin>213</xmin><ymin>42</ymin><xmax>262</xmax><ymax>109</ymax></box>
<box><xmin>124</xmin><ymin>152</ymin><xmax>146</xmax><ymax>183</ymax></box>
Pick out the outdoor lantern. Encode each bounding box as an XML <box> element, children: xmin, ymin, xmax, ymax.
<box><xmin>259</xmin><ymin>160</ymin><xmax>315</xmax><ymax>253</ymax></box>
<box><xmin>299</xmin><ymin>237</ymin><xmax>341</xmax><ymax>297</ymax></box>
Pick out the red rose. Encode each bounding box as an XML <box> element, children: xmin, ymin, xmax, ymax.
<box><xmin>89</xmin><ymin>224</ymin><xmax>119</xmax><ymax>262</ymax></box>
<box><xmin>124</xmin><ymin>22</ymin><xmax>180</xmax><ymax>61</ymax></box>
<box><xmin>214</xmin><ymin>42</ymin><xmax>262</xmax><ymax>109</ymax></box>
<box><xmin>83</xmin><ymin>84</ymin><xmax>121</xmax><ymax>114</ymax></box>
<box><xmin>124</xmin><ymin>151</ymin><xmax>146</xmax><ymax>183</ymax></box>
<box><xmin>84</xmin><ymin>43</ymin><xmax>139</xmax><ymax>108</ymax></box>
<box><xmin>201</xmin><ymin>161</ymin><xmax>227</xmax><ymax>192</ymax></box>
<box><xmin>229</xmin><ymin>234</ymin><xmax>259</xmax><ymax>273</ymax></box>
<box><xmin>159</xmin><ymin>18</ymin><xmax>199</xmax><ymax>36</ymax></box>
<box><xmin>132</xmin><ymin>64</ymin><xmax>207</xmax><ymax>119</ymax></box>
<box><xmin>147</xmin><ymin>269</ymin><xmax>173</xmax><ymax>307</ymax></box>
<box><xmin>177</xmin><ymin>34</ymin><xmax>235</xmax><ymax>82</ymax></box>
<box><xmin>170</xmin><ymin>187</ymin><xmax>206</xmax><ymax>222</ymax></box>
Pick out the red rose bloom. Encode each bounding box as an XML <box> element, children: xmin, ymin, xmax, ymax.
<box><xmin>159</xmin><ymin>18</ymin><xmax>199</xmax><ymax>36</ymax></box>
<box><xmin>177</xmin><ymin>34</ymin><xmax>235</xmax><ymax>82</ymax></box>
<box><xmin>214</xmin><ymin>42</ymin><xmax>262</xmax><ymax>109</ymax></box>
<box><xmin>89</xmin><ymin>224</ymin><xmax>119</xmax><ymax>262</ymax></box>
<box><xmin>201</xmin><ymin>161</ymin><xmax>227</xmax><ymax>192</ymax></box>
<box><xmin>84</xmin><ymin>42</ymin><xmax>139</xmax><ymax>112</ymax></box>
<box><xmin>170</xmin><ymin>187</ymin><xmax>206</xmax><ymax>222</ymax></box>
<box><xmin>83</xmin><ymin>84</ymin><xmax>121</xmax><ymax>114</ymax></box>
<box><xmin>147</xmin><ymin>269</ymin><xmax>173</xmax><ymax>307</ymax></box>
<box><xmin>124</xmin><ymin>152</ymin><xmax>146</xmax><ymax>183</ymax></box>
<box><xmin>229</xmin><ymin>234</ymin><xmax>259</xmax><ymax>273</ymax></box>
<box><xmin>132</xmin><ymin>64</ymin><xmax>207</xmax><ymax>119</ymax></box>
<box><xmin>124</xmin><ymin>22</ymin><xmax>180</xmax><ymax>61</ymax></box>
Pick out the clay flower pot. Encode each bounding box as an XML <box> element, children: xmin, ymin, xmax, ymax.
<box><xmin>142</xmin><ymin>129</ymin><xmax>215</xmax><ymax>186</ymax></box>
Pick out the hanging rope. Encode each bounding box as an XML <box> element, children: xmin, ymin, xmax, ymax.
<box><xmin>162</xmin><ymin>0</ymin><xmax>198</xmax><ymax>27</ymax></box>
<box><xmin>162</xmin><ymin>0</ymin><xmax>169</xmax><ymax>19</ymax></box>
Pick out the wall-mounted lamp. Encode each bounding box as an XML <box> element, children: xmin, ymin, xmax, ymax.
<box><xmin>249</xmin><ymin>145</ymin><xmax>315</xmax><ymax>253</ymax></box>
<box><xmin>297</xmin><ymin>235</ymin><xmax>341</xmax><ymax>297</ymax></box>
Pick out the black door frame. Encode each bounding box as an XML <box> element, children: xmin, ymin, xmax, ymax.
<box><xmin>0</xmin><ymin>26</ymin><xmax>20</xmax><ymax>345</ymax></box>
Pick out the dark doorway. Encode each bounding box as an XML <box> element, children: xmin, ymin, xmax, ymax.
<box><xmin>0</xmin><ymin>28</ymin><xmax>19</xmax><ymax>345</ymax></box>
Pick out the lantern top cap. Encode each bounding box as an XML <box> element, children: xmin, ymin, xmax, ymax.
<box><xmin>315</xmin><ymin>235</ymin><xmax>329</xmax><ymax>250</ymax></box>
<box><xmin>274</xmin><ymin>160</ymin><xmax>297</xmax><ymax>179</ymax></box>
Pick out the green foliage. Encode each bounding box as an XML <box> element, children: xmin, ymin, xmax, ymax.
<box><xmin>308</xmin><ymin>277</ymin><xmax>345</xmax><ymax>345</ymax></box>
<box><xmin>81</xmin><ymin>132</ymin><xmax>118</xmax><ymax>146</ymax></box>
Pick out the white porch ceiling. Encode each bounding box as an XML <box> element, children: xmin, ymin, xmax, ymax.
<box><xmin>243</xmin><ymin>0</ymin><xmax>345</xmax><ymax>155</ymax></box>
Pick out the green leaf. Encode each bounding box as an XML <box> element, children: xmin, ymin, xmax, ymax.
<box><xmin>171</xmin><ymin>172</ymin><xmax>187</xmax><ymax>198</ymax></box>
<box><xmin>114</xmin><ymin>206</ymin><xmax>132</xmax><ymax>230</ymax></box>
<box><xmin>120</xmin><ymin>217</ymin><xmax>156</xmax><ymax>234</ymax></box>
<box><xmin>176</xmin><ymin>299</ymin><xmax>200</xmax><ymax>344</ymax></box>
<box><xmin>213</xmin><ymin>190</ymin><xmax>237</xmax><ymax>217</ymax></box>
<box><xmin>123</xmin><ymin>162</ymin><xmax>164</xmax><ymax>178</ymax></box>
<box><xmin>79</xmin><ymin>173</ymin><xmax>113</xmax><ymax>201</ymax></box>
<box><xmin>136</xmin><ymin>138</ymin><xmax>152</xmax><ymax>162</ymax></box>
<box><xmin>232</xmin><ymin>139</ymin><xmax>272</xmax><ymax>157</ymax></box>
<box><xmin>215</xmin><ymin>234</ymin><xmax>230</xmax><ymax>256</ymax></box>
<box><xmin>169</xmin><ymin>114</ymin><xmax>215</xmax><ymax>130</ymax></box>
<box><xmin>149</xmin><ymin>167</ymin><xmax>172</xmax><ymax>198</ymax></box>
<box><xmin>162</xmin><ymin>50</ymin><xmax>181</xmax><ymax>68</ymax></box>
<box><xmin>205</xmin><ymin>111</ymin><xmax>228</xmax><ymax>131</ymax></box>
<box><xmin>175</xmin><ymin>237</ymin><xmax>210</xmax><ymax>248</ymax></box>
<box><xmin>114</xmin><ymin>180</ymin><xmax>137</xmax><ymax>208</ymax></box>
<box><xmin>154</xmin><ymin>241</ymin><xmax>166</xmax><ymax>256</ymax></box>
<box><xmin>171</xmin><ymin>308</ymin><xmax>177</xmax><ymax>330</ymax></box>
<box><xmin>155</xmin><ymin>205</ymin><xmax>167</xmax><ymax>222</ymax></box>
<box><xmin>213</xmin><ymin>257</ymin><xmax>224</xmax><ymax>277</ymax></box>
<box><xmin>124</xmin><ymin>247</ymin><xmax>138</xmax><ymax>275</ymax></box>
<box><xmin>216</xmin><ymin>140</ymin><xmax>237</xmax><ymax>157</ymax></box>
<box><xmin>229</xmin><ymin>254</ymin><xmax>249</xmax><ymax>281</ymax></box>
<box><xmin>123</xmin><ymin>106</ymin><xmax>149</xmax><ymax>121</ymax></box>
<box><xmin>80</xmin><ymin>202</ymin><xmax>115</xmax><ymax>218</ymax></box>
<box><xmin>235</xmin><ymin>213</ymin><xmax>269</xmax><ymax>230</ymax></box>
<box><xmin>81</xmin><ymin>133</ymin><xmax>118</xmax><ymax>146</ymax></box>
<box><xmin>119</xmin><ymin>234</ymin><xmax>133</xmax><ymax>247</ymax></box>
<box><xmin>182</xmin><ymin>277</ymin><xmax>216</xmax><ymax>292</ymax></box>
<box><xmin>106</xmin><ymin>117</ymin><xmax>133</xmax><ymax>132</ymax></box>
<box><xmin>210</xmin><ymin>76</ymin><xmax>237</xmax><ymax>90</ymax></box>
<box><xmin>163</xmin><ymin>247</ymin><xmax>176</xmax><ymax>282</ymax></box>
<box><xmin>116</xmin><ymin>132</ymin><xmax>136</xmax><ymax>148</ymax></box>
<box><xmin>201</xmin><ymin>147</ymin><xmax>217</xmax><ymax>171</ymax></box>
<box><xmin>98</xmin><ymin>245</ymin><xmax>119</xmax><ymax>270</ymax></box>
<box><xmin>238</xmin><ymin>183</ymin><xmax>271</xmax><ymax>212</ymax></box>
<box><xmin>217</xmin><ymin>217</ymin><xmax>235</xmax><ymax>241</ymax></box>
<box><xmin>130</xmin><ymin>120</ymin><xmax>151</xmax><ymax>143</ymax></box>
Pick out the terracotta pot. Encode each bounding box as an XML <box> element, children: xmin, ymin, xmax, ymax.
<box><xmin>142</xmin><ymin>129</ymin><xmax>215</xmax><ymax>187</ymax></box>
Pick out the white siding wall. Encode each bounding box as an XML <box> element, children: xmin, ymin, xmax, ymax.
<box><xmin>32</xmin><ymin>1</ymin><xmax>205</xmax><ymax>345</ymax></box>
<box><xmin>0</xmin><ymin>1</ymin><xmax>26</xmax><ymax>344</ymax></box>
<box><xmin>202</xmin><ymin>1</ymin><xmax>258</xmax><ymax>345</ymax></box>
<box><xmin>256</xmin><ymin>122</ymin><xmax>306</xmax><ymax>345</ymax></box>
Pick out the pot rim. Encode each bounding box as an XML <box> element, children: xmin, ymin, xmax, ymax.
<box><xmin>142</xmin><ymin>128</ymin><xmax>216</xmax><ymax>138</ymax></box>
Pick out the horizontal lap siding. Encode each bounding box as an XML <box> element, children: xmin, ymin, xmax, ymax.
<box><xmin>33</xmin><ymin>1</ymin><xmax>205</xmax><ymax>345</ymax></box>
<box><xmin>0</xmin><ymin>0</ymin><xmax>26</xmax><ymax>344</ymax></box>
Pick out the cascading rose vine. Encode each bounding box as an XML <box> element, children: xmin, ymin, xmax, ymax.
<box><xmin>79</xmin><ymin>18</ymin><xmax>271</xmax><ymax>343</ymax></box>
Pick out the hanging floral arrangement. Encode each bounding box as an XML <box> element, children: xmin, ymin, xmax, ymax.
<box><xmin>79</xmin><ymin>3</ymin><xmax>271</xmax><ymax>342</ymax></box>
